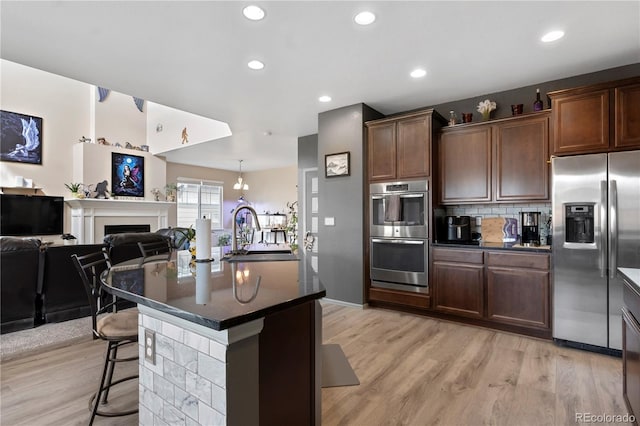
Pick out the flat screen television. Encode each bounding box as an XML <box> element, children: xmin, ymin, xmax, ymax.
<box><xmin>0</xmin><ymin>194</ymin><xmax>64</xmax><ymax>236</ymax></box>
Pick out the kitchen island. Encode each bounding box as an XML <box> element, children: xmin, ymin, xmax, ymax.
<box><xmin>102</xmin><ymin>249</ymin><xmax>325</xmax><ymax>426</ymax></box>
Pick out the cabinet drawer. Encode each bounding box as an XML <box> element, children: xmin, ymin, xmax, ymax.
<box><xmin>432</xmin><ymin>248</ymin><xmax>483</xmax><ymax>264</ymax></box>
<box><xmin>486</xmin><ymin>251</ymin><xmax>549</xmax><ymax>270</ymax></box>
<box><xmin>624</xmin><ymin>278</ymin><xmax>640</xmax><ymax>324</ymax></box>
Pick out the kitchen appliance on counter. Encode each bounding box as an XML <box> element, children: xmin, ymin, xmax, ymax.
<box><xmin>553</xmin><ymin>151</ymin><xmax>640</xmax><ymax>352</ymax></box>
<box><xmin>445</xmin><ymin>216</ymin><xmax>471</xmax><ymax>242</ymax></box>
<box><xmin>520</xmin><ymin>212</ymin><xmax>541</xmax><ymax>246</ymax></box>
<box><xmin>370</xmin><ymin>180</ymin><xmax>429</xmax><ymax>293</ymax></box>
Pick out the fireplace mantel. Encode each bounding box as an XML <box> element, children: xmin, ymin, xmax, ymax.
<box><xmin>65</xmin><ymin>198</ymin><xmax>174</xmax><ymax>244</ymax></box>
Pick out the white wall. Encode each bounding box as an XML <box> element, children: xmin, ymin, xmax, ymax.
<box><xmin>94</xmin><ymin>89</ymin><xmax>147</xmax><ymax>148</ymax></box>
<box><xmin>146</xmin><ymin>103</ymin><xmax>231</xmax><ymax>154</ymax></box>
<box><xmin>0</xmin><ymin>60</ymin><xmax>90</xmax><ymax>196</ymax></box>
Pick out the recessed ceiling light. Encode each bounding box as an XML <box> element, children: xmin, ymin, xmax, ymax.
<box><xmin>318</xmin><ymin>95</ymin><xmax>332</xmax><ymax>103</ymax></box>
<box><xmin>541</xmin><ymin>30</ymin><xmax>565</xmax><ymax>42</ymax></box>
<box><xmin>247</xmin><ymin>60</ymin><xmax>264</xmax><ymax>70</ymax></box>
<box><xmin>243</xmin><ymin>5</ymin><xmax>265</xmax><ymax>21</ymax></box>
<box><xmin>354</xmin><ymin>11</ymin><xmax>376</xmax><ymax>25</ymax></box>
<box><xmin>410</xmin><ymin>68</ymin><xmax>427</xmax><ymax>78</ymax></box>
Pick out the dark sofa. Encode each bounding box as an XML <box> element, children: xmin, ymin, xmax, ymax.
<box><xmin>0</xmin><ymin>229</ymin><xmax>189</xmax><ymax>334</ymax></box>
<box><xmin>0</xmin><ymin>237</ymin><xmax>43</xmax><ymax>333</ymax></box>
<box><xmin>41</xmin><ymin>243</ymin><xmax>107</xmax><ymax>323</ymax></box>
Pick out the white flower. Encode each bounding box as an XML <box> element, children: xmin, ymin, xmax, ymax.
<box><xmin>477</xmin><ymin>99</ymin><xmax>497</xmax><ymax>114</ymax></box>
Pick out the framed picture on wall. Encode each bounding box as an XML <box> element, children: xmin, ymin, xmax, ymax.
<box><xmin>325</xmin><ymin>151</ymin><xmax>350</xmax><ymax>177</ymax></box>
<box><xmin>0</xmin><ymin>110</ymin><xmax>43</xmax><ymax>165</ymax></box>
<box><xmin>111</xmin><ymin>152</ymin><xmax>145</xmax><ymax>197</ymax></box>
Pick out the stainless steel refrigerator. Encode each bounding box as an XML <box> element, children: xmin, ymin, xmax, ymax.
<box><xmin>552</xmin><ymin>150</ymin><xmax>640</xmax><ymax>351</ymax></box>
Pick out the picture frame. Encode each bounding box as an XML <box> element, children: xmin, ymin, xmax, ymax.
<box><xmin>0</xmin><ymin>110</ymin><xmax>43</xmax><ymax>165</ymax></box>
<box><xmin>111</xmin><ymin>152</ymin><xmax>145</xmax><ymax>197</ymax></box>
<box><xmin>325</xmin><ymin>151</ymin><xmax>350</xmax><ymax>178</ymax></box>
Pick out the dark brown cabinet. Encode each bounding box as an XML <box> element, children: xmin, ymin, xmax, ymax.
<box><xmin>549</xmin><ymin>77</ymin><xmax>640</xmax><ymax>156</ymax></box>
<box><xmin>366</xmin><ymin>109</ymin><xmax>442</xmax><ymax>182</ymax></box>
<box><xmin>622</xmin><ymin>274</ymin><xmax>640</xmax><ymax>422</ymax></box>
<box><xmin>430</xmin><ymin>247</ymin><xmax>551</xmax><ymax>338</ymax></box>
<box><xmin>438</xmin><ymin>126</ymin><xmax>492</xmax><ymax>203</ymax></box>
<box><xmin>485</xmin><ymin>251</ymin><xmax>550</xmax><ymax>329</ymax></box>
<box><xmin>616</xmin><ymin>83</ymin><xmax>640</xmax><ymax>149</ymax></box>
<box><xmin>432</xmin><ymin>249</ymin><xmax>484</xmax><ymax>318</ymax></box>
<box><xmin>494</xmin><ymin>115</ymin><xmax>549</xmax><ymax>201</ymax></box>
<box><xmin>438</xmin><ymin>112</ymin><xmax>550</xmax><ymax>204</ymax></box>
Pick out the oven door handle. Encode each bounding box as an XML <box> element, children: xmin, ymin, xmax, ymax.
<box><xmin>371</xmin><ymin>239</ymin><xmax>425</xmax><ymax>245</ymax></box>
<box><xmin>371</xmin><ymin>196</ymin><xmax>384</xmax><ymax>200</ymax></box>
<box><xmin>399</xmin><ymin>194</ymin><xmax>424</xmax><ymax>199</ymax></box>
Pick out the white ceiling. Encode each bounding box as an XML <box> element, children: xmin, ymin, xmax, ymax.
<box><xmin>1</xmin><ymin>1</ymin><xmax>639</xmax><ymax>171</ymax></box>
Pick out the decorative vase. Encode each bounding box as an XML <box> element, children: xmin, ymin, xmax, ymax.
<box><xmin>481</xmin><ymin>111</ymin><xmax>491</xmax><ymax>121</ymax></box>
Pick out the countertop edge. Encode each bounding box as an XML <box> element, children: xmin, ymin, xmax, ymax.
<box><xmin>431</xmin><ymin>242</ymin><xmax>552</xmax><ymax>253</ymax></box>
<box><xmin>619</xmin><ymin>267</ymin><xmax>640</xmax><ymax>293</ymax></box>
<box><xmin>101</xmin><ymin>270</ymin><xmax>326</xmax><ymax>332</ymax></box>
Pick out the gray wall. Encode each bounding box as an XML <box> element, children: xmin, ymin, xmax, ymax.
<box><xmin>297</xmin><ymin>133</ymin><xmax>318</xmax><ymax>248</ymax></box>
<box><xmin>316</xmin><ymin>103</ymin><xmax>382</xmax><ymax>304</ymax></box>
<box><xmin>413</xmin><ymin>63</ymin><xmax>640</xmax><ymax>122</ymax></box>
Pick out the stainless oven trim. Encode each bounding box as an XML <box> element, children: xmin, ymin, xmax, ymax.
<box><xmin>370</xmin><ymin>180</ymin><xmax>429</xmax><ymax>239</ymax></box>
<box><xmin>369</xmin><ymin>237</ymin><xmax>429</xmax><ymax>291</ymax></box>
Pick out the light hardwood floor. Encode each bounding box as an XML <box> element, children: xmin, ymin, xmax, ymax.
<box><xmin>0</xmin><ymin>302</ymin><xmax>631</xmax><ymax>425</ymax></box>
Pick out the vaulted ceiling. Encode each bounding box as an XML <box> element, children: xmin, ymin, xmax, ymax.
<box><xmin>1</xmin><ymin>1</ymin><xmax>638</xmax><ymax>171</ymax></box>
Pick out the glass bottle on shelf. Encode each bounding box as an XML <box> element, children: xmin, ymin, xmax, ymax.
<box><xmin>533</xmin><ymin>88</ymin><xmax>544</xmax><ymax>111</ymax></box>
<box><xmin>448</xmin><ymin>110</ymin><xmax>457</xmax><ymax>126</ymax></box>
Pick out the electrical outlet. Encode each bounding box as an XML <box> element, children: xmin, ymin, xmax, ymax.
<box><xmin>144</xmin><ymin>329</ymin><xmax>155</xmax><ymax>364</ymax></box>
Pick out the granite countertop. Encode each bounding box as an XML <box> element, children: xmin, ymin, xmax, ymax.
<box><xmin>431</xmin><ymin>241</ymin><xmax>552</xmax><ymax>253</ymax></box>
<box><xmin>101</xmin><ymin>248</ymin><xmax>325</xmax><ymax>331</ymax></box>
<box><xmin>619</xmin><ymin>267</ymin><xmax>640</xmax><ymax>293</ymax></box>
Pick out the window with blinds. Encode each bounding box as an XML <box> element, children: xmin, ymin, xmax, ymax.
<box><xmin>176</xmin><ymin>180</ymin><xmax>223</xmax><ymax>230</ymax></box>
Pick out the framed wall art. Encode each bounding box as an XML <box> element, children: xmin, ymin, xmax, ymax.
<box><xmin>112</xmin><ymin>152</ymin><xmax>145</xmax><ymax>197</ymax></box>
<box><xmin>0</xmin><ymin>110</ymin><xmax>43</xmax><ymax>165</ymax></box>
<box><xmin>325</xmin><ymin>151</ymin><xmax>350</xmax><ymax>178</ymax></box>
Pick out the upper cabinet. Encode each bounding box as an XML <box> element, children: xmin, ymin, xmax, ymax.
<box><xmin>439</xmin><ymin>126</ymin><xmax>492</xmax><ymax>203</ymax></box>
<box><xmin>438</xmin><ymin>112</ymin><xmax>550</xmax><ymax>205</ymax></box>
<box><xmin>549</xmin><ymin>77</ymin><xmax>640</xmax><ymax>156</ymax></box>
<box><xmin>366</xmin><ymin>109</ymin><xmax>444</xmax><ymax>182</ymax></box>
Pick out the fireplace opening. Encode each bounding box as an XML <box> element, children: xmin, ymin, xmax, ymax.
<box><xmin>104</xmin><ymin>224</ymin><xmax>151</xmax><ymax>235</ymax></box>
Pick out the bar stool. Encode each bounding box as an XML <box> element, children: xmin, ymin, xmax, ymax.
<box><xmin>137</xmin><ymin>239</ymin><xmax>172</xmax><ymax>260</ymax></box>
<box><xmin>71</xmin><ymin>249</ymin><xmax>138</xmax><ymax>425</ymax></box>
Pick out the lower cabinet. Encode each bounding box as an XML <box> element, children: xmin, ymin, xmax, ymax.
<box><xmin>486</xmin><ymin>251</ymin><xmax>550</xmax><ymax>329</ymax></box>
<box><xmin>433</xmin><ymin>249</ymin><xmax>484</xmax><ymax>318</ymax></box>
<box><xmin>623</xmin><ymin>275</ymin><xmax>640</xmax><ymax>421</ymax></box>
<box><xmin>431</xmin><ymin>247</ymin><xmax>551</xmax><ymax>336</ymax></box>
<box><xmin>623</xmin><ymin>308</ymin><xmax>640</xmax><ymax>421</ymax></box>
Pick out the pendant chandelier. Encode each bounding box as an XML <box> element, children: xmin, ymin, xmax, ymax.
<box><xmin>233</xmin><ymin>160</ymin><xmax>249</xmax><ymax>191</ymax></box>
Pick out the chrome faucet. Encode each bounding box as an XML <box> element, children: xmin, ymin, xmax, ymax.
<box><xmin>231</xmin><ymin>205</ymin><xmax>261</xmax><ymax>252</ymax></box>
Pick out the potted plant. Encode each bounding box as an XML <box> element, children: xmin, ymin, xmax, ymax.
<box><xmin>218</xmin><ymin>233</ymin><xmax>232</xmax><ymax>255</ymax></box>
<box><xmin>176</xmin><ymin>225</ymin><xmax>196</xmax><ymax>254</ymax></box>
<box><xmin>286</xmin><ymin>201</ymin><xmax>298</xmax><ymax>253</ymax></box>
<box><xmin>165</xmin><ymin>183</ymin><xmax>178</xmax><ymax>202</ymax></box>
<box><xmin>64</xmin><ymin>182</ymin><xmax>84</xmax><ymax>198</ymax></box>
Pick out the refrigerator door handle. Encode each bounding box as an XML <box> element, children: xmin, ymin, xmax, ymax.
<box><xmin>609</xmin><ymin>179</ymin><xmax>618</xmax><ymax>279</ymax></box>
<box><xmin>600</xmin><ymin>181</ymin><xmax>607</xmax><ymax>278</ymax></box>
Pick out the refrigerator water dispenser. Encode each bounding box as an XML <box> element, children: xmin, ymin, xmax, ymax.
<box><xmin>565</xmin><ymin>204</ymin><xmax>595</xmax><ymax>243</ymax></box>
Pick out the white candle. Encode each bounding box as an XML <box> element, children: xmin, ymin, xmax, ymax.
<box><xmin>195</xmin><ymin>218</ymin><xmax>211</xmax><ymax>260</ymax></box>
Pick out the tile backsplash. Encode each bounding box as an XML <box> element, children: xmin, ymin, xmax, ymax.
<box><xmin>442</xmin><ymin>202</ymin><xmax>553</xmax><ymax>244</ymax></box>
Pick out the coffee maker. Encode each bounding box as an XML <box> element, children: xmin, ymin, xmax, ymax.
<box><xmin>520</xmin><ymin>211</ymin><xmax>541</xmax><ymax>246</ymax></box>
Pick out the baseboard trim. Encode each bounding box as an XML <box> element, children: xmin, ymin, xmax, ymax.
<box><xmin>321</xmin><ymin>298</ymin><xmax>367</xmax><ymax>309</ymax></box>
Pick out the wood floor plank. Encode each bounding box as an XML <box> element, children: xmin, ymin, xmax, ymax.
<box><xmin>0</xmin><ymin>302</ymin><xmax>631</xmax><ymax>425</ymax></box>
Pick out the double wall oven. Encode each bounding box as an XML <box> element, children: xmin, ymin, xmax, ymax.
<box><xmin>370</xmin><ymin>180</ymin><xmax>429</xmax><ymax>294</ymax></box>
